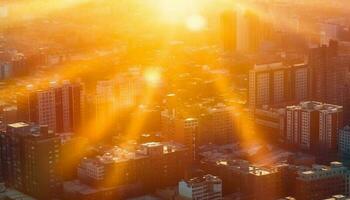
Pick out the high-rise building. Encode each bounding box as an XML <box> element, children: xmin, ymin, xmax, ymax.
<box><xmin>178</xmin><ymin>174</ymin><xmax>222</xmax><ymax>200</ymax></box>
<box><xmin>320</xmin><ymin>23</ymin><xmax>339</xmax><ymax>45</ymax></box>
<box><xmin>174</xmin><ymin>117</ymin><xmax>199</xmax><ymax>162</ymax></box>
<box><xmin>201</xmin><ymin>104</ymin><xmax>237</xmax><ymax>145</ymax></box>
<box><xmin>338</xmin><ymin>125</ymin><xmax>350</xmax><ymax>166</ymax></box>
<box><xmin>17</xmin><ymin>81</ymin><xmax>83</xmax><ymax>133</ymax></box>
<box><xmin>292</xmin><ymin>63</ymin><xmax>310</xmax><ymax>102</ymax></box>
<box><xmin>295</xmin><ymin>162</ymin><xmax>349</xmax><ymax>200</ymax></box>
<box><xmin>115</xmin><ymin>74</ymin><xmax>142</xmax><ymax>108</ymax></box>
<box><xmin>249</xmin><ymin>63</ymin><xmax>289</xmax><ymax>110</ymax></box>
<box><xmin>285</xmin><ymin>101</ymin><xmax>343</xmax><ymax>153</ymax></box>
<box><xmin>308</xmin><ymin>41</ymin><xmax>350</xmax><ymax>102</ymax></box>
<box><xmin>248</xmin><ymin>62</ymin><xmax>309</xmax><ymax>111</ymax></box>
<box><xmin>95</xmin><ymin>73</ymin><xmax>143</xmax><ymax>123</ymax></box>
<box><xmin>236</xmin><ymin>9</ymin><xmax>267</xmax><ymax>53</ymax></box>
<box><xmin>308</xmin><ymin>41</ymin><xmax>350</xmax><ymax>122</ymax></box>
<box><xmin>0</xmin><ymin>123</ymin><xmax>61</xmax><ymax>200</ymax></box>
<box><xmin>95</xmin><ymin>79</ymin><xmax>117</xmax><ymax>123</ymax></box>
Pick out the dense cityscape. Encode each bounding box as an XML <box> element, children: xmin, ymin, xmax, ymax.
<box><xmin>1</xmin><ymin>0</ymin><xmax>350</xmax><ymax>200</ymax></box>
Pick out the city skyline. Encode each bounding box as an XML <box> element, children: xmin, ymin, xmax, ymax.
<box><xmin>1</xmin><ymin>0</ymin><xmax>350</xmax><ymax>200</ymax></box>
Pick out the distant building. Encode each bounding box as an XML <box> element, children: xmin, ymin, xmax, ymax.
<box><xmin>178</xmin><ymin>174</ymin><xmax>222</xmax><ymax>200</ymax></box>
<box><xmin>0</xmin><ymin>51</ymin><xmax>29</xmax><ymax>80</ymax></box>
<box><xmin>248</xmin><ymin>62</ymin><xmax>309</xmax><ymax>112</ymax></box>
<box><xmin>236</xmin><ymin>10</ymin><xmax>266</xmax><ymax>53</ymax></box>
<box><xmin>162</xmin><ymin>103</ymin><xmax>238</xmax><ymax>161</ymax></box>
<box><xmin>285</xmin><ymin>101</ymin><xmax>343</xmax><ymax>153</ymax></box>
<box><xmin>220</xmin><ymin>10</ymin><xmax>237</xmax><ymax>52</ymax></box>
<box><xmin>320</xmin><ymin>23</ymin><xmax>340</xmax><ymax>45</ymax></box>
<box><xmin>17</xmin><ymin>81</ymin><xmax>83</xmax><ymax>133</ymax></box>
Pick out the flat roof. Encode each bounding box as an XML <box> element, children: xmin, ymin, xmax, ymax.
<box><xmin>8</xmin><ymin>122</ymin><xmax>29</xmax><ymax>128</ymax></box>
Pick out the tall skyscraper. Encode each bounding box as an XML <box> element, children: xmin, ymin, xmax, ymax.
<box><xmin>17</xmin><ymin>81</ymin><xmax>83</xmax><ymax>133</ymax></box>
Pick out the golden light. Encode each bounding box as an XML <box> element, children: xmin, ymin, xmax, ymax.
<box><xmin>144</xmin><ymin>68</ymin><xmax>162</xmax><ymax>85</ymax></box>
<box><xmin>156</xmin><ymin>0</ymin><xmax>196</xmax><ymax>24</ymax></box>
<box><xmin>186</xmin><ymin>14</ymin><xmax>207</xmax><ymax>31</ymax></box>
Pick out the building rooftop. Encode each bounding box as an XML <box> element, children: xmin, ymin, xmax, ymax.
<box><xmin>91</xmin><ymin>142</ymin><xmax>187</xmax><ymax>164</ymax></box>
<box><xmin>0</xmin><ymin>186</ymin><xmax>37</xmax><ymax>200</ymax></box>
<box><xmin>184</xmin><ymin>174</ymin><xmax>222</xmax><ymax>186</ymax></box>
<box><xmin>253</xmin><ymin>62</ymin><xmax>287</xmax><ymax>71</ymax></box>
<box><xmin>7</xmin><ymin>122</ymin><xmax>29</xmax><ymax>128</ymax></box>
<box><xmin>286</xmin><ymin>101</ymin><xmax>343</xmax><ymax>112</ymax></box>
<box><xmin>297</xmin><ymin>162</ymin><xmax>348</xmax><ymax>181</ymax></box>
<box><xmin>212</xmin><ymin>158</ymin><xmax>278</xmax><ymax>176</ymax></box>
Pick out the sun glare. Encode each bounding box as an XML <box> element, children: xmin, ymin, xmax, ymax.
<box><xmin>144</xmin><ymin>68</ymin><xmax>162</xmax><ymax>85</ymax></box>
<box><xmin>186</xmin><ymin>14</ymin><xmax>207</xmax><ymax>31</ymax></box>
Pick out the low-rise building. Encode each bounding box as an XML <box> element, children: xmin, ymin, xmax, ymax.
<box><xmin>178</xmin><ymin>174</ymin><xmax>222</xmax><ymax>200</ymax></box>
